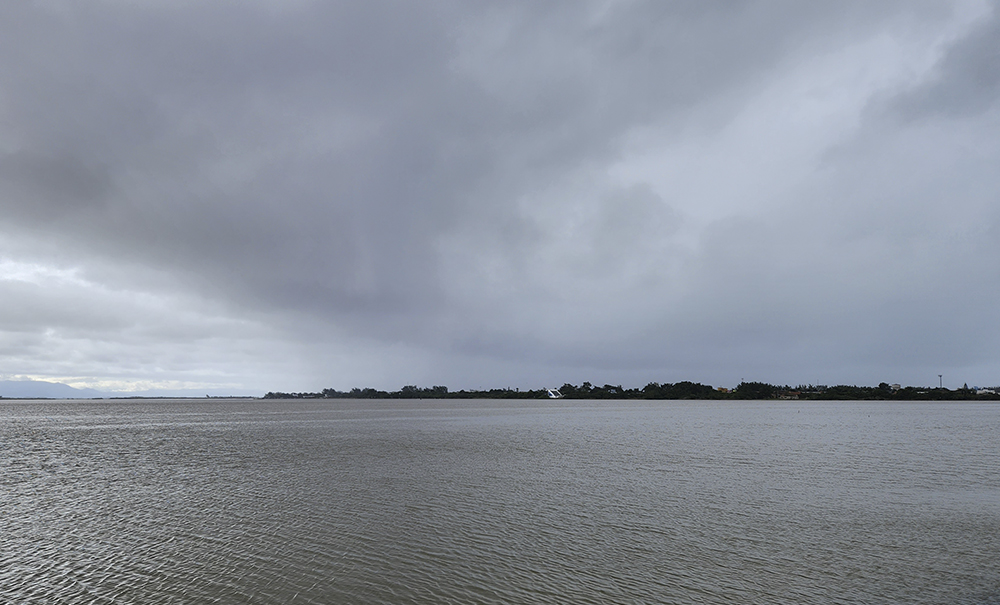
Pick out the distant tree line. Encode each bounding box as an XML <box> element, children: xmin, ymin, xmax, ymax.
<box><xmin>263</xmin><ymin>381</ymin><xmax>1000</xmax><ymax>400</ymax></box>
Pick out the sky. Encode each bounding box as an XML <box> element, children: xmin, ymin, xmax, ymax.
<box><xmin>1</xmin><ymin>0</ymin><xmax>999</xmax><ymax>395</ymax></box>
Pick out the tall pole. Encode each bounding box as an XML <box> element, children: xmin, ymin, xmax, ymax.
<box><xmin>939</xmin><ymin>374</ymin><xmax>943</xmax><ymax>388</ymax></box>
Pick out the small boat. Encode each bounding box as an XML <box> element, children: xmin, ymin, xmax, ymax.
<box><xmin>546</xmin><ymin>388</ymin><xmax>563</xmax><ymax>399</ymax></box>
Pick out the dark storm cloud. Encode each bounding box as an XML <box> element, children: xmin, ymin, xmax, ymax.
<box><xmin>891</xmin><ymin>7</ymin><xmax>1000</xmax><ymax>118</ymax></box>
<box><xmin>0</xmin><ymin>3</ymin><xmax>891</xmax><ymax>284</ymax></box>
<box><xmin>0</xmin><ymin>0</ymin><xmax>997</xmax><ymax>391</ymax></box>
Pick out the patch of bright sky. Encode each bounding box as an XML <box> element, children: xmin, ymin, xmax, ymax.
<box><xmin>0</xmin><ymin>258</ymin><xmax>88</xmax><ymax>286</ymax></box>
<box><xmin>0</xmin><ymin>374</ymin><xmax>245</xmax><ymax>394</ymax></box>
<box><xmin>0</xmin><ymin>257</ymin><xmax>280</xmax><ymax>393</ymax></box>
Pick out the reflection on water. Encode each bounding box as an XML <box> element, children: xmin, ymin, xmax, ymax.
<box><xmin>2</xmin><ymin>399</ymin><xmax>999</xmax><ymax>604</ymax></box>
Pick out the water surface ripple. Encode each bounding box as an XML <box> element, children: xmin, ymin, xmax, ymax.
<box><xmin>2</xmin><ymin>399</ymin><xmax>998</xmax><ymax>604</ymax></box>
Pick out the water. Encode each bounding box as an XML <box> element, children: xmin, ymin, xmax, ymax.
<box><xmin>1</xmin><ymin>399</ymin><xmax>998</xmax><ymax>604</ymax></box>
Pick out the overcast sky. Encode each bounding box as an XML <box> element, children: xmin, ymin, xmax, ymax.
<box><xmin>1</xmin><ymin>0</ymin><xmax>998</xmax><ymax>395</ymax></box>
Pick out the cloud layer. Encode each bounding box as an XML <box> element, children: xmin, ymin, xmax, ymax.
<box><xmin>1</xmin><ymin>0</ymin><xmax>998</xmax><ymax>393</ymax></box>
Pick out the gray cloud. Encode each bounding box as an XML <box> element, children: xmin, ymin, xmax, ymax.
<box><xmin>891</xmin><ymin>6</ymin><xmax>1000</xmax><ymax>118</ymax></box>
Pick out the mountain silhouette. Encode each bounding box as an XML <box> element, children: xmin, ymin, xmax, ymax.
<box><xmin>0</xmin><ymin>380</ymin><xmax>106</xmax><ymax>399</ymax></box>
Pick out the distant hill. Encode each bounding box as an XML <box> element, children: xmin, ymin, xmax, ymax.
<box><xmin>0</xmin><ymin>380</ymin><xmax>107</xmax><ymax>399</ymax></box>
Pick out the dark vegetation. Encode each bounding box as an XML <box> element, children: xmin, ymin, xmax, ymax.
<box><xmin>263</xmin><ymin>381</ymin><xmax>1000</xmax><ymax>400</ymax></box>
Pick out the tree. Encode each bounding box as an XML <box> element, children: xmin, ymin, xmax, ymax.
<box><xmin>733</xmin><ymin>381</ymin><xmax>776</xmax><ymax>399</ymax></box>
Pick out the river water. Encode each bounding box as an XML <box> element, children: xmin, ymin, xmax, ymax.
<box><xmin>1</xmin><ymin>398</ymin><xmax>998</xmax><ymax>604</ymax></box>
